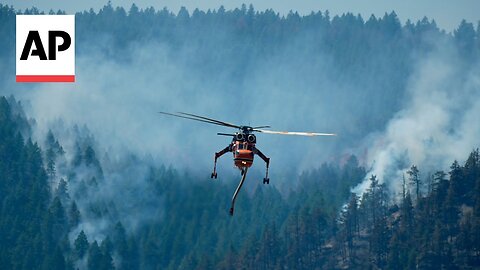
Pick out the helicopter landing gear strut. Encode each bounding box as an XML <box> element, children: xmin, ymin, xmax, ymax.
<box><xmin>230</xmin><ymin>168</ymin><xmax>248</xmax><ymax>216</ymax></box>
<box><xmin>254</xmin><ymin>147</ymin><xmax>270</xmax><ymax>185</ymax></box>
<box><xmin>263</xmin><ymin>167</ymin><xmax>270</xmax><ymax>185</ymax></box>
<box><xmin>212</xmin><ymin>145</ymin><xmax>231</xmax><ymax>179</ymax></box>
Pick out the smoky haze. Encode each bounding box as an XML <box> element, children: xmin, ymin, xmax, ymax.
<box><xmin>8</xmin><ymin>10</ymin><xmax>408</xmax><ymax>177</ymax></box>
<box><xmin>3</xmin><ymin>7</ymin><xmax>476</xmax><ymax>172</ymax></box>
<box><xmin>353</xmin><ymin>38</ymin><xmax>480</xmax><ymax>199</ymax></box>
<box><xmin>1</xmin><ymin>3</ymin><xmax>480</xmax><ymax>235</ymax></box>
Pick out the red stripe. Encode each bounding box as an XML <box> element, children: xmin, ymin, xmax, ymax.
<box><xmin>16</xmin><ymin>75</ymin><xmax>75</xmax><ymax>82</ymax></box>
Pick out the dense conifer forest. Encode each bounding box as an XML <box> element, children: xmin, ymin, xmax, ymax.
<box><xmin>0</xmin><ymin>2</ymin><xmax>480</xmax><ymax>269</ymax></box>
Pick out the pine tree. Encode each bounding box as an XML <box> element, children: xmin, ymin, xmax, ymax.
<box><xmin>401</xmin><ymin>193</ymin><xmax>414</xmax><ymax>233</ymax></box>
<box><xmin>456</xmin><ymin>212</ymin><xmax>473</xmax><ymax>267</ymax></box>
<box><xmin>444</xmin><ymin>182</ymin><xmax>460</xmax><ymax>241</ymax></box>
<box><xmin>88</xmin><ymin>241</ymin><xmax>103</xmax><ymax>270</ymax></box>
<box><xmin>68</xmin><ymin>201</ymin><xmax>81</xmax><ymax>229</ymax></box>
<box><xmin>407</xmin><ymin>165</ymin><xmax>421</xmax><ymax>200</ymax></box>
<box><xmin>345</xmin><ymin>193</ymin><xmax>359</xmax><ymax>257</ymax></box>
<box><xmin>72</xmin><ymin>143</ymin><xmax>83</xmax><ymax>167</ymax></box>
<box><xmin>454</xmin><ymin>20</ymin><xmax>476</xmax><ymax>59</ymax></box>
<box><xmin>449</xmin><ymin>160</ymin><xmax>464</xmax><ymax>204</ymax></box>
<box><xmin>48</xmin><ymin>197</ymin><xmax>68</xmax><ymax>244</ymax></box>
<box><xmin>100</xmin><ymin>238</ymin><xmax>115</xmax><ymax>270</ymax></box>
<box><xmin>464</xmin><ymin>149</ymin><xmax>479</xmax><ymax>204</ymax></box>
<box><xmin>55</xmin><ymin>178</ymin><xmax>70</xmax><ymax>205</ymax></box>
<box><xmin>74</xmin><ymin>230</ymin><xmax>89</xmax><ymax>259</ymax></box>
<box><xmin>112</xmin><ymin>222</ymin><xmax>129</xmax><ymax>269</ymax></box>
<box><xmin>46</xmin><ymin>147</ymin><xmax>56</xmax><ymax>177</ymax></box>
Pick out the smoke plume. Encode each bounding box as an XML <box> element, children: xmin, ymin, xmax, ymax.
<box><xmin>352</xmin><ymin>38</ymin><xmax>480</xmax><ymax>199</ymax></box>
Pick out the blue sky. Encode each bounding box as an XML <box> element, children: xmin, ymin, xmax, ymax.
<box><xmin>4</xmin><ymin>0</ymin><xmax>480</xmax><ymax>32</ymax></box>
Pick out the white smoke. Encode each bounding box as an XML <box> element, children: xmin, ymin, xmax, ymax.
<box><xmin>352</xmin><ymin>39</ymin><xmax>480</xmax><ymax>199</ymax></box>
<box><xmin>3</xmin><ymin>7</ymin><xmax>478</xmax><ymax>234</ymax></box>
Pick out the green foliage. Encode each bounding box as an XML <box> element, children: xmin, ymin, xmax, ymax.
<box><xmin>68</xmin><ymin>201</ymin><xmax>81</xmax><ymax>229</ymax></box>
<box><xmin>87</xmin><ymin>241</ymin><xmax>103</xmax><ymax>270</ymax></box>
<box><xmin>1</xmin><ymin>94</ymin><xmax>480</xmax><ymax>269</ymax></box>
<box><xmin>74</xmin><ymin>230</ymin><xmax>89</xmax><ymax>259</ymax></box>
<box><xmin>0</xmin><ymin>3</ymin><xmax>479</xmax><ymax>268</ymax></box>
<box><xmin>407</xmin><ymin>165</ymin><xmax>421</xmax><ymax>200</ymax></box>
<box><xmin>0</xmin><ymin>96</ymin><xmax>52</xmax><ymax>269</ymax></box>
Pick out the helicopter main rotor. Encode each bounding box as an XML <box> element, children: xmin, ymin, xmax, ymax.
<box><xmin>158</xmin><ymin>111</ymin><xmax>336</xmax><ymax>215</ymax></box>
<box><xmin>158</xmin><ymin>111</ymin><xmax>336</xmax><ymax>137</ymax></box>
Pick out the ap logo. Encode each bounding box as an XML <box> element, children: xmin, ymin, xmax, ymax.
<box><xmin>16</xmin><ymin>15</ymin><xmax>75</xmax><ymax>82</ymax></box>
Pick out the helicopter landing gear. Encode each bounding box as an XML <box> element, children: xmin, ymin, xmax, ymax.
<box><xmin>263</xmin><ymin>162</ymin><xmax>270</xmax><ymax>184</ymax></box>
<box><xmin>211</xmin><ymin>158</ymin><xmax>218</xmax><ymax>179</ymax></box>
<box><xmin>212</xmin><ymin>145</ymin><xmax>232</xmax><ymax>180</ymax></box>
<box><xmin>254</xmin><ymin>147</ymin><xmax>270</xmax><ymax>185</ymax></box>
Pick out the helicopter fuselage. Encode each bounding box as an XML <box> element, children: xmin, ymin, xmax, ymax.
<box><xmin>232</xmin><ymin>139</ymin><xmax>254</xmax><ymax>169</ymax></box>
<box><xmin>230</xmin><ymin>131</ymin><xmax>257</xmax><ymax>169</ymax></box>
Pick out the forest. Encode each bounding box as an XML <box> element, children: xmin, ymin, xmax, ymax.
<box><xmin>1</xmin><ymin>2</ymin><xmax>480</xmax><ymax>269</ymax></box>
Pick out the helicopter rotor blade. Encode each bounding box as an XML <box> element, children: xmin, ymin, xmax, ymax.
<box><xmin>177</xmin><ymin>112</ymin><xmax>241</xmax><ymax>129</ymax></box>
<box><xmin>253</xmin><ymin>129</ymin><xmax>336</xmax><ymax>137</ymax></box>
<box><xmin>160</xmin><ymin>111</ymin><xmax>336</xmax><ymax>136</ymax></box>
<box><xmin>217</xmin><ymin>133</ymin><xmax>235</xmax><ymax>136</ymax></box>
<box><xmin>251</xmin><ymin>125</ymin><xmax>271</xmax><ymax>129</ymax></box>
<box><xmin>158</xmin><ymin>112</ymin><xmax>237</xmax><ymax>128</ymax></box>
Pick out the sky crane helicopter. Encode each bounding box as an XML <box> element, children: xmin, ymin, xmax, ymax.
<box><xmin>159</xmin><ymin>112</ymin><xmax>336</xmax><ymax>215</ymax></box>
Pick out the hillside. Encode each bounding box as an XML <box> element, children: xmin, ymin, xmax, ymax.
<box><xmin>1</xmin><ymin>3</ymin><xmax>480</xmax><ymax>269</ymax></box>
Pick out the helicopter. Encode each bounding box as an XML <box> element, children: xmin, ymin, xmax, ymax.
<box><xmin>159</xmin><ymin>112</ymin><xmax>336</xmax><ymax>215</ymax></box>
